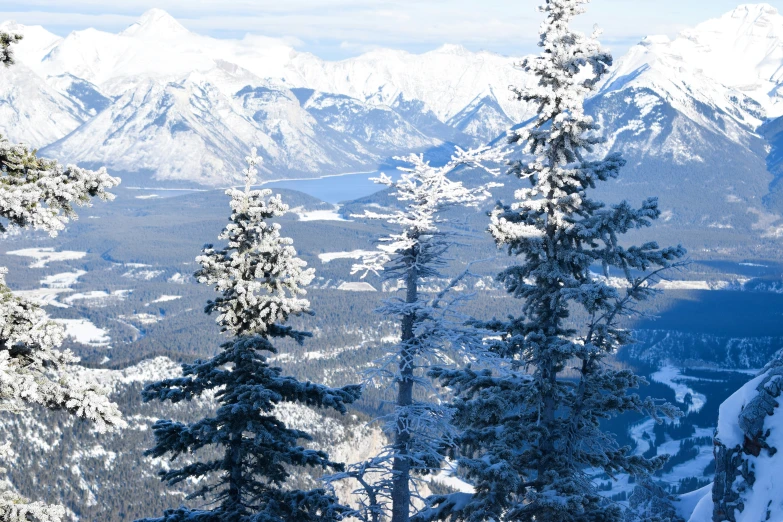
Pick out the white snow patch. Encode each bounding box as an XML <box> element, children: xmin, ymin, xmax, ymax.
<box><xmin>7</xmin><ymin>248</ymin><xmax>86</xmax><ymax>268</ymax></box>
<box><xmin>13</xmin><ymin>288</ymin><xmax>70</xmax><ymax>308</ymax></box>
<box><xmin>629</xmin><ymin>418</ymin><xmax>656</xmax><ymax>456</ymax></box>
<box><xmin>168</xmin><ymin>273</ymin><xmax>187</xmax><ymax>284</ymax></box>
<box><xmin>716</xmin><ymin>372</ymin><xmax>768</xmax><ymax>448</ymax></box>
<box><xmin>738</xmin><ymin>385</ymin><xmax>783</xmax><ymax>521</ymax></box>
<box><xmin>120</xmin><ymin>313</ymin><xmax>160</xmax><ymax>325</ymax></box>
<box><xmin>295</xmin><ymin>205</ymin><xmax>348</xmax><ymax>222</ymax></box>
<box><xmin>318</xmin><ymin>250</ymin><xmax>377</xmax><ymax>263</ymax></box>
<box><xmin>677</xmin><ymin>484</ymin><xmax>712</xmax><ymax>521</ymax></box>
<box><xmin>82</xmin><ymin>356</ymin><xmax>182</xmax><ymax>389</ymax></box>
<box><xmin>122</xmin><ymin>268</ymin><xmax>164</xmax><ymax>280</ymax></box>
<box><xmin>55</xmin><ymin>318</ymin><xmax>111</xmax><ymax>347</ymax></box>
<box><xmin>650</xmin><ymin>366</ymin><xmax>707</xmax><ymax>414</ymax></box>
<box><xmin>63</xmin><ymin>290</ymin><xmax>129</xmax><ymax>306</ymax></box>
<box><xmin>686</xmin><ymin>490</ymin><xmax>713</xmax><ymax>522</ymax></box>
<box><xmin>430</xmin><ymin>460</ymin><xmax>474</xmax><ymax>494</ymax></box>
<box><xmin>40</xmin><ymin>270</ymin><xmax>86</xmax><ymax>288</ymax></box>
<box><xmin>150</xmin><ymin>295</ymin><xmax>181</xmax><ymax>304</ymax></box>
<box><xmin>337</xmin><ymin>281</ymin><xmax>377</xmax><ymax>292</ymax></box>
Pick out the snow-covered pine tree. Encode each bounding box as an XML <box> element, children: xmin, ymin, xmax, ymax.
<box><xmin>422</xmin><ymin>1</ymin><xmax>685</xmax><ymax>521</ymax></box>
<box><xmin>333</xmin><ymin>148</ymin><xmax>503</xmax><ymax>522</ymax></box>
<box><xmin>139</xmin><ymin>150</ymin><xmax>362</xmax><ymax>522</ymax></box>
<box><xmin>623</xmin><ymin>477</ymin><xmax>684</xmax><ymax>522</ymax></box>
<box><xmin>0</xmin><ymin>34</ymin><xmax>123</xmax><ymax>521</ymax></box>
<box><xmin>0</xmin><ymin>35</ymin><xmax>124</xmax><ymax>521</ymax></box>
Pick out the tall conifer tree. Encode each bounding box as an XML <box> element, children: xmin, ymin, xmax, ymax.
<box><xmin>423</xmin><ymin>1</ymin><xmax>684</xmax><ymax>520</ymax></box>
<box><xmin>140</xmin><ymin>151</ymin><xmax>361</xmax><ymax>522</ymax></box>
<box><xmin>333</xmin><ymin>148</ymin><xmax>501</xmax><ymax>522</ymax></box>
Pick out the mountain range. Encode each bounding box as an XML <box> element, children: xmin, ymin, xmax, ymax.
<box><xmin>3</xmin><ymin>4</ymin><xmax>783</xmax><ymax>241</ymax></box>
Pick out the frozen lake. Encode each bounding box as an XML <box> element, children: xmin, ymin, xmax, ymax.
<box><xmin>262</xmin><ymin>170</ymin><xmax>391</xmax><ymax>203</ymax></box>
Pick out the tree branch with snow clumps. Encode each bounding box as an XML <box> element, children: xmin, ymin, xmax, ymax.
<box><xmin>0</xmin><ymin>34</ymin><xmax>122</xmax><ymax>522</ymax></box>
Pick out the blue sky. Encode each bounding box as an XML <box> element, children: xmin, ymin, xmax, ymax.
<box><xmin>1</xmin><ymin>1</ymin><xmax>779</xmax><ymax>59</ymax></box>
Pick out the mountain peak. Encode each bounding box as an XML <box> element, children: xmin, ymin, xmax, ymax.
<box><xmin>435</xmin><ymin>44</ymin><xmax>469</xmax><ymax>55</ymax></box>
<box><xmin>121</xmin><ymin>9</ymin><xmax>189</xmax><ymax>38</ymax></box>
<box><xmin>730</xmin><ymin>3</ymin><xmax>779</xmax><ymax>18</ymax></box>
<box><xmin>0</xmin><ymin>20</ymin><xmax>23</xmax><ymax>32</ymax></box>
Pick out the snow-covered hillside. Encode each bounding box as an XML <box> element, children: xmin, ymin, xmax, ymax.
<box><xmin>682</xmin><ymin>349</ymin><xmax>783</xmax><ymax>521</ymax></box>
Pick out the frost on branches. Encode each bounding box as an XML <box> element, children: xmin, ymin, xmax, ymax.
<box><xmin>140</xmin><ymin>150</ymin><xmax>361</xmax><ymax>522</ymax></box>
<box><xmin>332</xmin><ymin>148</ymin><xmax>503</xmax><ymax>522</ymax></box>
<box><xmin>0</xmin><ymin>43</ymin><xmax>123</xmax><ymax>519</ymax></box>
<box><xmin>422</xmin><ymin>2</ymin><xmax>685</xmax><ymax>521</ymax></box>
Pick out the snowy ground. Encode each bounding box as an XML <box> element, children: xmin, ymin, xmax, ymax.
<box><xmin>149</xmin><ymin>295</ymin><xmax>181</xmax><ymax>304</ymax></box>
<box><xmin>41</xmin><ymin>270</ymin><xmax>87</xmax><ymax>288</ymax></box>
<box><xmin>120</xmin><ymin>313</ymin><xmax>160</xmax><ymax>325</ymax></box>
<box><xmin>55</xmin><ymin>319</ymin><xmax>111</xmax><ymax>347</ymax></box>
<box><xmin>337</xmin><ymin>282</ymin><xmax>377</xmax><ymax>292</ymax></box>
<box><xmin>651</xmin><ymin>366</ymin><xmax>708</xmax><ymax>414</ymax></box>
<box><xmin>7</xmin><ymin>248</ymin><xmax>87</xmax><ymax>268</ymax></box>
<box><xmin>318</xmin><ymin>250</ymin><xmax>378</xmax><ymax>263</ymax></box>
<box><xmin>13</xmin><ymin>288</ymin><xmax>70</xmax><ymax>308</ymax></box>
<box><xmin>294</xmin><ymin>205</ymin><xmax>348</xmax><ymax>222</ymax></box>
<box><xmin>168</xmin><ymin>273</ymin><xmax>187</xmax><ymax>283</ymax></box>
<box><xmin>122</xmin><ymin>268</ymin><xmax>164</xmax><ymax>280</ymax></box>
<box><xmin>63</xmin><ymin>290</ymin><xmax>130</xmax><ymax>307</ymax></box>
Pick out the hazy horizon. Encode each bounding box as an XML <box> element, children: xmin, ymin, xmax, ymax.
<box><xmin>1</xmin><ymin>0</ymin><xmax>778</xmax><ymax>60</ymax></box>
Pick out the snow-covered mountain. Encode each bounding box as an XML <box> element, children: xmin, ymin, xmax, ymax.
<box><xmin>580</xmin><ymin>4</ymin><xmax>783</xmax><ymax>231</ymax></box>
<box><xmin>4</xmin><ymin>4</ymin><xmax>783</xmax><ymax>202</ymax></box>
<box><xmin>0</xmin><ymin>9</ymin><xmax>530</xmax><ymax>183</ymax></box>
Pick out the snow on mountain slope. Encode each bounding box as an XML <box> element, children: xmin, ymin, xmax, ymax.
<box><xmin>288</xmin><ymin>44</ymin><xmax>533</xmax><ymax>123</ymax></box>
<box><xmin>41</xmin><ymin>71</ymin><xmax>369</xmax><ymax>184</ymax></box>
<box><xmin>598</xmin><ymin>35</ymin><xmax>766</xmax><ymax>153</ymax></box>
<box><xmin>446</xmin><ymin>88</ymin><xmax>516</xmax><ymax>141</ymax></box>
<box><xmin>299</xmin><ymin>90</ymin><xmax>441</xmax><ymax>154</ymax></box>
<box><xmin>661</xmin><ymin>4</ymin><xmax>783</xmax><ymax>117</ymax></box>
<box><xmin>0</xmin><ymin>355</ymin><xmax>385</xmax><ymax>521</ymax></box>
<box><xmin>0</xmin><ymin>20</ymin><xmax>61</xmax><ymax>64</ymax></box>
<box><xmin>5</xmin><ymin>5</ymin><xmax>783</xmax><ymax>188</ymax></box>
<box><xmin>24</xmin><ymin>10</ymin><xmax>293</xmax><ymax>97</ymax></box>
<box><xmin>0</xmin><ymin>59</ymin><xmax>90</xmax><ymax>147</ymax></box>
<box><xmin>581</xmin><ymin>12</ymin><xmax>777</xmax><ymax>229</ymax></box>
<box><xmin>41</xmin><ymin>59</ymin><xmax>442</xmax><ymax>183</ymax></box>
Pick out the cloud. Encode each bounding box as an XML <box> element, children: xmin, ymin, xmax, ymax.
<box><xmin>0</xmin><ymin>0</ymin><xmax>756</xmax><ymax>60</ymax></box>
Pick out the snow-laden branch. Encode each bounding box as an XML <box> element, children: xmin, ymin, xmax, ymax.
<box><xmin>0</xmin><ymin>80</ymin><xmax>122</xmax><ymax>519</ymax></box>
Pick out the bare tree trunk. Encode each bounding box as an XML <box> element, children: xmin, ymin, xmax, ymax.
<box><xmin>227</xmin><ymin>433</ymin><xmax>243</xmax><ymax>514</ymax></box>
<box><xmin>391</xmin><ymin>258</ymin><xmax>418</xmax><ymax>522</ymax></box>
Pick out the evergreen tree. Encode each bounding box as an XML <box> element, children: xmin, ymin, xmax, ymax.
<box><xmin>422</xmin><ymin>1</ymin><xmax>684</xmax><ymax>521</ymax></box>
<box><xmin>0</xmin><ymin>34</ymin><xmax>124</xmax><ymax>521</ymax></box>
<box><xmin>139</xmin><ymin>150</ymin><xmax>362</xmax><ymax>522</ymax></box>
<box><xmin>624</xmin><ymin>477</ymin><xmax>684</xmax><ymax>522</ymax></box>
<box><xmin>0</xmin><ymin>32</ymin><xmax>22</xmax><ymax>67</ymax></box>
<box><xmin>332</xmin><ymin>148</ymin><xmax>502</xmax><ymax>522</ymax></box>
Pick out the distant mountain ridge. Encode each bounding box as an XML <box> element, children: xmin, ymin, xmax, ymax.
<box><xmin>4</xmin><ymin>2</ymin><xmax>783</xmax><ymax>230</ymax></box>
<box><xmin>0</xmin><ymin>10</ymin><xmax>528</xmax><ymax>184</ymax></box>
